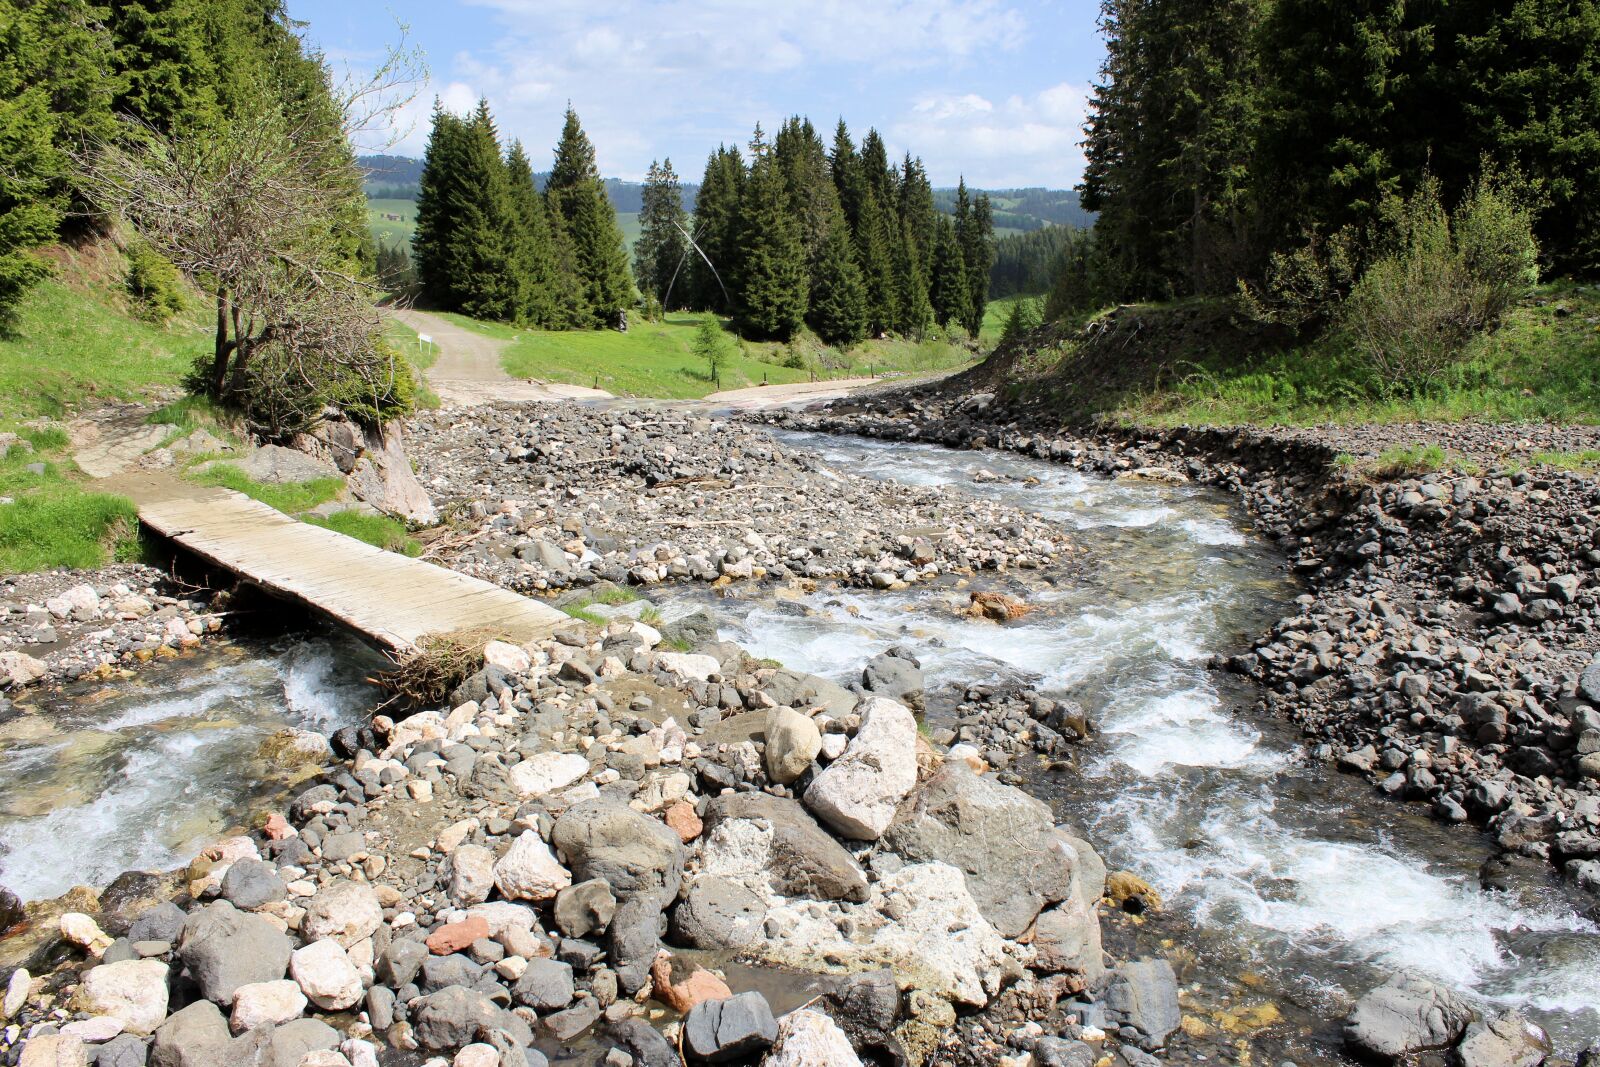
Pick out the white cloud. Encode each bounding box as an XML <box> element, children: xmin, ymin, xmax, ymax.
<box><xmin>891</xmin><ymin>81</ymin><xmax>1089</xmax><ymax>188</ymax></box>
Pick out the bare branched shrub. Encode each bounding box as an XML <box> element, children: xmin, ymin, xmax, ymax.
<box><xmin>78</xmin><ymin>41</ymin><xmax>423</xmax><ymax>435</ymax></box>
<box><xmin>1341</xmin><ymin>173</ymin><xmax>1537</xmax><ymax>387</ymax></box>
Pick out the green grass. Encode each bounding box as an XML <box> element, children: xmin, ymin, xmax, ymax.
<box><xmin>445</xmin><ymin>312</ymin><xmax>976</xmax><ymax>400</ymax></box>
<box><xmin>561</xmin><ymin>604</ymin><xmax>606</xmax><ymax>625</ymax></box>
<box><xmin>383</xmin><ymin>316</ymin><xmax>441</xmax><ymax>409</ymax></box>
<box><xmin>0</xmin><ymin>273</ymin><xmax>208</xmax><ymax>421</ymax></box>
<box><xmin>1118</xmin><ymin>282</ymin><xmax>1600</xmax><ymax>427</ymax></box>
<box><xmin>981</xmin><ymin>293</ymin><xmax>1045</xmax><ymax>343</ymax></box>
<box><xmin>368</xmin><ymin>198</ymin><xmax>417</xmax><ymax>246</ymax></box>
<box><xmin>303</xmin><ymin>510</ymin><xmax>421</xmax><ymax>555</ymax></box>
<box><xmin>188</xmin><ymin>462</ymin><xmax>345</xmax><ymax>513</ymax></box>
<box><xmin>590</xmin><ymin>586</ymin><xmax>640</xmax><ymax>606</ymax></box>
<box><xmin>0</xmin><ymin>440</ymin><xmax>139</xmax><ymax>571</ymax></box>
<box><xmin>1529</xmin><ymin>449</ymin><xmax>1600</xmax><ymax>471</ymax></box>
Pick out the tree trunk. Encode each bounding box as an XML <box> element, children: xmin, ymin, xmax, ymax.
<box><xmin>211</xmin><ymin>289</ymin><xmax>236</xmax><ymax>400</ymax></box>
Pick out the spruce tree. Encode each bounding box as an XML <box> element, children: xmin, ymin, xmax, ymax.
<box><xmin>412</xmin><ymin>104</ymin><xmax>466</xmax><ymax>308</ymax></box>
<box><xmin>929</xmin><ymin>216</ymin><xmax>972</xmax><ymax>330</ymax></box>
<box><xmin>830</xmin><ymin>120</ymin><xmax>864</xmax><ymax>232</ymax></box>
<box><xmin>734</xmin><ymin>128</ymin><xmax>807</xmax><ymax>339</ymax></box>
<box><xmin>545</xmin><ymin>107</ymin><xmax>632</xmax><ymax>327</ymax></box>
<box><xmin>106</xmin><ymin>0</ymin><xmax>219</xmax><ymax>134</ymax></box>
<box><xmin>893</xmin><ymin>214</ymin><xmax>932</xmax><ymax>337</ymax></box>
<box><xmin>453</xmin><ymin>101</ymin><xmax>519</xmax><ymax>320</ymax></box>
<box><xmin>0</xmin><ymin>8</ymin><xmax>61</xmax><ymax>329</ymax></box>
<box><xmin>634</xmin><ymin>158</ymin><xmax>689</xmax><ymax>308</ymax></box>
<box><xmin>954</xmin><ymin>182</ymin><xmax>995</xmax><ymax>336</ymax></box>
<box><xmin>855</xmin><ymin>184</ymin><xmax>898</xmax><ymax>335</ymax></box>
<box><xmin>505</xmin><ymin>139</ymin><xmax>559</xmax><ymax>327</ymax></box>
<box><xmin>806</xmin><ymin>204</ymin><xmax>868</xmax><ymax>347</ymax></box>
<box><xmin>687</xmin><ymin>146</ymin><xmax>744</xmax><ymax>311</ymax></box>
<box><xmin>774</xmin><ymin>117</ymin><xmax>838</xmax><ymax>263</ymax></box>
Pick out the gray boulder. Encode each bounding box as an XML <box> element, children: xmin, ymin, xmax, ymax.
<box><xmin>234</xmin><ymin>444</ymin><xmax>338</xmax><ymax>484</ymax></box>
<box><xmin>128</xmin><ymin>902</ymin><xmax>186</xmax><ymax>944</ymax></box>
<box><xmin>862</xmin><ymin>649</ymin><xmax>924</xmax><ymax>708</ymax></box>
<box><xmin>1032</xmin><ymin>899</ymin><xmax>1105</xmax><ymax>982</ymax></box>
<box><xmin>513</xmin><ymin>958</ymin><xmax>575</xmax><ymax>1012</ymax></box>
<box><xmin>377</xmin><ymin>937</ymin><xmax>428</xmax><ymax>988</ymax></box>
<box><xmin>1345</xmin><ymin>974</ymin><xmax>1475</xmax><ymax>1062</ymax></box>
<box><xmin>552</xmin><ymin>800</ymin><xmax>685</xmax><ymax>900</ymax></box>
<box><xmin>176</xmin><ymin>900</ymin><xmax>292</xmax><ymax>1004</ymax></box>
<box><xmin>764</xmin><ymin>707</ymin><xmax>821</xmax><ymax>784</ymax></box>
<box><xmin>762</xmin><ymin>669</ymin><xmax>856</xmax><ymax>717</ymax></box>
<box><xmin>609</xmin><ymin>1018</ymin><xmax>680</xmax><ymax>1067</ymax></box>
<box><xmin>882</xmin><ymin>762</ymin><xmax>1074</xmax><ymax>937</ymax></box>
<box><xmin>703</xmin><ymin>792</ymin><xmax>869</xmax><ymax>903</ymax></box>
<box><xmin>267</xmin><ymin>1019</ymin><xmax>340</xmax><ymax>1067</ymax></box>
<box><xmin>150</xmin><ymin>1001</ymin><xmax>230</xmax><ymax>1067</ymax></box>
<box><xmin>1105</xmin><ymin>958</ymin><xmax>1181</xmax><ymax>1050</ymax></box>
<box><xmin>610</xmin><ymin>895</ymin><xmax>668</xmax><ymax>997</ymax></box>
<box><xmin>1034</xmin><ymin>1038</ymin><xmax>1096</xmax><ymax>1067</ymax></box>
<box><xmin>671</xmin><ymin>877</ymin><xmax>767</xmax><ymax>951</ymax></box>
<box><xmin>95</xmin><ymin>1034</ymin><xmax>148</xmax><ymax>1067</ymax></box>
<box><xmin>413</xmin><ymin>984</ymin><xmax>532</xmax><ymax>1051</ymax></box>
<box><xmin>220</xmin><ymin>858</ymin><xmax>286</xmax><ymax>910</ymax></box>
<box><xmin>553</xmin><ymin>879</ymin><xmax>616</xmax><ymax>938</ymax></box>
<box><xmin>683</xmin><ymin>990</ymin><xmax>778</xmax><ymax>1063</ymax></box>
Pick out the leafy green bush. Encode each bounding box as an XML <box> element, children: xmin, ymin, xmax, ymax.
<box><xmin>1341</xmin><ymin>174</ymin><xmax>1537</xmax><ymax>387</ymax></box>
<box><xmin>125</xmin><ymin>240</ymin><xmax>186</xmax><ymax>323</ymax></box>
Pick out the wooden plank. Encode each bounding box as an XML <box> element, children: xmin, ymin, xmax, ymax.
<box><xmin>137</xmin><ymin>488</ymin><xmax>566</xmax><ymax>652</ymax></box>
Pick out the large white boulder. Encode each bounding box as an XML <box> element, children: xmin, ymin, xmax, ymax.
<box><xmin>493</xmin><ymin>831</ymin><xmax>572</xmax><ymax>902</ymax></box>
<box><xmin>76</xmin><ymin>959</ymin><xmax>169</xmax><ymax>1035</ymax></box>
<box><xmin>290</xmin><ymin>939</ymin><xmax>363</xmax><ymax>1011</ymax></box>
<box><xmin>509</xmin><ymin>752</ymin><xmax>589</xmax><ymax>797</ymax></box>
<box><xmin>802</xmin><ymin>697</ymin><xmax>919</xmax><ymax>840</ymax></box>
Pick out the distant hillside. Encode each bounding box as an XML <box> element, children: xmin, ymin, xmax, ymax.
<box><xmin>932</xmin><ymin>187</ymin><xmax>1095</xmax><ymax>233</ymax></box>
<box><xmin>359</xmin><ymin>155</ymin><xmax>1090</xmax><ymax>234</ymax></box>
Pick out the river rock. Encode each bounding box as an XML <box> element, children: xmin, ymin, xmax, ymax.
<box><xmin>671</xmin><ymin>876</ymin><xmax>767</xmax><ymax>951</ymax></box>
<box><xmin>92</xmin><ymin>1034</ymin><xmax>146</xmax><ymax>1067</ymax></box>
<box><xmin>803</xmin><ymin>697</ymin><xmax>919</xmax><ymax>840</ymax></box>
<box><xmin>413</xmin><ymin>985</ymin><xmax>531</xmax><ymax>1051</ymax></box>
<box><xmin>19</xmin><ymin>1034</ymin><xmax>87</xmax><ymax>1067</ymax></box>
<box><xmin>1105</xmin><ymin>958</ymin><xmax>1181</xmax><ymax>1049</ymax></box>
<box><xmin>0</xmin><ymin>884</ymin><xmax>23</xmax><ymax>930</ymax></box>
<box><xmin>75</xmin><ymin>958</ymin><xmax>169</xmax><ymax>1035</ymax></box>
<box><xmin>683</xmin><ymin>990</ymin><xmax>778</xmax><ymax>1063</ymax></box>
<box><xmin>654</xmin><ymin>652</ymin><xmax>721</xmax><ymax>682</ymax></box>
<box><xmin>762</xmin><ymin>669</ymin><xmax>856</xmax><ymax>716</ymax></box>
<box><xmin>446</xmin><ymin>844</ymin><xmax>497</xmax><ymax>906</ymax></box>
<box><xmin>291</xmin><ymin>938</ymin><xmax>364</xmax><ymax>1010</ymax></box>
<box><xmin>230</xmin><ymin>979</ymin><xmax>308</xmax><ymax>1033</ymax></box>
<box><xmin>512</xmin><ymin>957</ymin><xmax>575</xmax><ymax>1012</ymax></box>
<box><xmin>1031</xmin><ymin>896</ymin><xmax>1104</xmax><ymax>982</ymax></box>
<box><xmin>378</xmin><ymin>937</ymin><xmax>428</xmax><ymax>988</ymax></box>
<box><xmin>551</xmin><ymin>800</ymin><xmax>685</xmax><ymax>899</ymax></box>
<box><xmin>509</xmin><ymin>752</ymin><xmax>589</xmax><ymax>797</ymax></box>
<box><xmin>553</xmin><ymin>878</ymin><xmax>616</xmax><ymax>938</ymax></box>
<box><xmin>494</xmin><ymin>830</ymin><xmax>572</xmax><ymax>901</ymax></box>
<box><xmin>128</xmin><ymin>901</ymin><xmax>186</xmax><ymax>944</ymax></box>
<box><xmin>300</xmin><ymin>880</ymin><xmax>383</xmax><ymax>947</ymax></box>
<box><xmin>701</xmin><ymin>793</ymin><xmax>869</xmax><ymax>902</ymax></box>
<box><xmin>608</xmin><ymin>1018</ymin><xmax>679</xmax><ymax>1067</ymax></box>
<box><xmin>1346</xmin><ymin>974</ymin><xmax>1476</xmax><ymax>1061</ymax></box>
<box><xmin>765</xmin><ymin>707</ymin><xmax>821</xmax><ymax>784</ymax></box>
<box><xmin>177</xmin><ymin>900</ymin><xmax>292</xmax><ymax>1004</ymax></box>
<box><xmin>1456</xmin><ymin>1013</ymin><xmax>1550</xmax><ymax>1067</ymax></box>
<box><xmin>764</xmin><ymin>1009</ymin><xmax>862</xmax><ymax>1067</ymax></box>
<box><xmin>269</xmin><ymin>1018</ymin><xmax>342</xmax><ymax>1067</ymax></box>
<box><xmin>883</xmin><ymin>761</ymin><xmax>1074</xmax><ymax>937</ymax></box>
<box><xmin>219</xmin><ymin>857</ymin><xmax>287</xmax><ymax>910</ymax></box>
<box><xmin>649</xmin><ymin>955</ymin><xmax>731</xmax><ymax>1014</ymax></box>
<box><xmin>1</xmin><ymin>651</ymin><xmax>49</xmax><ymax>688</ymax></box>
<box><xmin>150</xmin><ymin>1000</ymin><xmax>230</xmax><ymax>1067</ymax></box>
<box><xmin>862</xmin><ymin>649</ymin><xmax>924</xmax><ymax>708</ymax></box>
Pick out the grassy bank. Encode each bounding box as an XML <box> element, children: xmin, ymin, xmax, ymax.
<box><xmin>437</xmin><ymin>310</ymin><xmax>977</xmax><ymax>399</ymax></box>
<box><xmin>0</xmin><ymin>429</ymin><xmax>140</xmax><ymax>572</ymax></box>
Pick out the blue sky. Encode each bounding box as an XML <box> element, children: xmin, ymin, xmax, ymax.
<box><xmin>290</xmin><ymin>0</ymin><xmax>1107</xmax><ymax>189</ymax></box>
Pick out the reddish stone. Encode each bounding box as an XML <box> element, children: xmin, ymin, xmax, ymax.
<box><xmin>426</xmin><ymin>915</ymin><xmax>489</xmax><ymax>956</ymax></box>
<box><xmin>262</xmin><ymin>813</ymin><xmax>294</xmax><ymax>841</ymax></box>
<box><xmin>650</xmin><ymin>954</ymin><xmax>731</xmax><ymax>1014</ymax></box>
<box><xmin>663</xmin><ymin>801</ymin><xmax>702</xmax><ymax>843</ymax></box>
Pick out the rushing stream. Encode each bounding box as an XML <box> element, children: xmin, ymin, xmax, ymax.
<box><xmin>666</xmin><ymin>429</ymin><xmax>1600</xmax><ymax>1054</ymax></box>
<box><xmin>0</xmin><ymin>634</ymin><xmax>380</xmax><ymax>902</ymax></box>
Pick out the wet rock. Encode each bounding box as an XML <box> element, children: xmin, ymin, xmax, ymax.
<box><xmin>493</xmin><ymin>830</ymin><xmax>572</xmax><ymax>902</ymax></box>
<box><xmin>683</xmin><ymin>990</ymin><xmax>778</xmax><ymax>1063</ymax></box>
<box><xmin>803</xmin><ymin>697</ymin><xmax>919</xmax><ymax>840</ymax></box>
<box><xmin>378</xmin><ymin>937</ymin><xmax>429</xmax><ymax>988</ymax></box>
<box><xmin>862</xmin><ymin>649</ymin><xmax>924</xmax><ymax>709</ymax></box>
<box><xmin>1031</xmin><ymin>897</ymin><xmax>1105</xmax><ymax>982</ymax></box>
<box><xmin>701</xmin><ymin>793</ymin><xmax>869</xmax><ymax>902</ymax></box>
<box><xmin>1105</xmin><ymin>958</ymin><xmax>1181</xmax><ymax>1050</ymax></box>
<box><xmin>671</xmin><ymin>877</ymin><xmax>767</xmax><ymax>951</ymax></box>
<box><xmin>765</xmin><ymin>707</ymin><xmax>821</xmax><ymax>784</ymax></box>
<box><xmin>176</xmin><ymin>899</ymin><xmax>292</xmax><ymax>1004</ymax></box>
<box><xmin>300</xmin><ymin>880</ymin><xmax>383</xmax><ymax>947</ymax></box>
<box><xmin>610</xmin><ymin>895</ymin><xmax>669</xmax><ymax>997</ymax></box>
<box><xmin>75</xmin><ymin>959</ymin><xmax>169</xmax><ymax>1035</ymax></box>
<box><xmin>764</xmin><ymin>1008</ymin><xmax>862</xmax><ymax>1067</ymax></box>
<box><xmin>1455</xmin><ymin>1013</ymin><xmax>1550</xmax><ymax>1067</ymax></box>
<box><xmin>1345</xmin><ymin>974</ymin><xmax>1475</xmax><ymax>1061</ymax></box>
<box><xmin>607</xmin><ymin>1018</ymin><xmax>679</xmax><ymax>1067</ymax></box>
<box><xmin>0</xmin><ymin>884</ymin><xmax>23</xmax><ymax>930</ymax></box>
<box><xmin>883</xmin><ymin>761</ymin><xmax>1074</xmax><ymax>937</ymax></box>
<box><xmin>650</xmin><ymin>954</ymin><xmax>732</xmax><ymax>1013</ymax></box>
<box><xmin>1034</xmin><ymin>1037</ymin><xmax>1097</xmax><ymax>1067</ymax></box>
<box><xmin>551</xmin><ymin>800</ymin><xmax>685</xmax><ymax>900</ymax></box>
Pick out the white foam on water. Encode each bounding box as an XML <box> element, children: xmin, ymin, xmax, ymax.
<box><xmin>1100</xmin><ymin>688</ymin><xmax>1282</xmax><ymax>776</ymax></box>
<box><xmin>280</xmin><ymin>641</ymin><xmax>371</xmax><ymax>731</ymax></box>
<box><xmin>1181</xmin><ymin>517</ymin><xmax>1249</xmax><ymax>546</ymax></box>
<box><xmin>100</xmin><ymin>667</ymin><xmax>254</xmax><ymax>731</ymax></box>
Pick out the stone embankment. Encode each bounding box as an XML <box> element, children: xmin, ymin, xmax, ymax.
<box><xmin>758</xmin><ymin>396</ymin><xmax>1600</xmax><ymax>896</ymax></box>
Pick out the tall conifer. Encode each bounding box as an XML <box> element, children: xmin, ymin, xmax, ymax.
<box><xmin>807</xmin><ymin>204</ymin><xmax>868</xmax><ymax>346</ymax></box>
<box><xmin>546</xmin><ymin>107</ymin><xmax>632</xmax><ymax>326</ymax></box>
<box><xmin>634</xmin><ymin>158</ymin><xmax>688</xmax><ymax>308</ymax></box>
<box><xmin>734</xmin><ymin>126</ymin><xmax>807</xmax><ymax>339</ymax></box>
<box><xmin>505</xmin><ymin>139</ymin><xmax>559</xmax><ymax>327</ymax></box>
<box><xmin>687</xmin><ymin>146</ymin><xmax>744</xmax><ymax>311</ymax></box>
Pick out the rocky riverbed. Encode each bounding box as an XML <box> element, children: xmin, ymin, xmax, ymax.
<box><xmin>756</xmin><ymin>395</ymin><xmax>1600</xmax><ymax>896</ymax></box>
